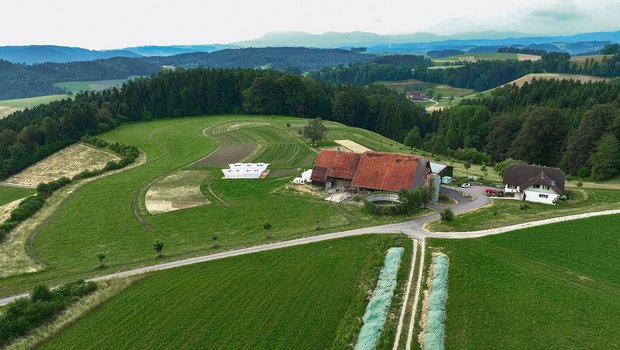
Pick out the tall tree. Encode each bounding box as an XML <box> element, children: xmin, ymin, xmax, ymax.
<box><xmin>404</xmin><ymin>127</ymin><xmax>423</xmax><ymax>149</ymax></box>
<box><xmin>509</xmin><ymin>107</ymin><xmax>567</xmax><ymax>166</ymax></box>
<box><xmin>590</xmin><ymin>134</ymin><xmax>620</xmax><ymax>180</ymax></box>
<box><xmin>303</xmin><ymin>118</ymin><xmax>327</xmax><ymax>146</ymax></box>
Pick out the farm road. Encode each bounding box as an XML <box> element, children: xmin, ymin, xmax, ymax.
<box><xmin>1</xmin><ymin>187</ymin><xmax>619</xmax><ymax>306</ymax></box>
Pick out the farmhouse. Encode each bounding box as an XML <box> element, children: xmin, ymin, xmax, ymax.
<box><xmin>407</xmin><ymin>91</ymin><xmax>425</xmax><ymax>101</ymax></box>
<box><xmin>503</xmin><ymin>164</ymin><xmax>565</xmax><ymax>204</ymax></box>
<box><xmin>311</xmin><ymin>150</ymin><xmax>430</xmax><ymax>192</ymax></box>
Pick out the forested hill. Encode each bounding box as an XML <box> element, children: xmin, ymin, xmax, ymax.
<box><xmin>422</xmin><ymin>79</ymin><xmax>620</xmax><ymax>180</ymax></box>
<box><xmin>0</xmin><ymin>68</ymin><xmax>428</xmax><ymax>178</ymax></box>
<box><xmin>310</xmin><ymin>52</ymin><xmax>620</xmax><ymax>91</ymax></box>
<box><xmin>0</xmin><ymin>47</ymin><xmax>375</xmax><ymax>99</ymax></box>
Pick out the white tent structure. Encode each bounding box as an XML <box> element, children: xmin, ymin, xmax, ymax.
<box><xmin>222</xmin><ymin>163</ymin><xmax>269</xmax><ymax>179</ymax></box>
<box><xmin>293</xmin><ymin>169</ymin><xmax>313</xmax><ymax>184</ymax></box>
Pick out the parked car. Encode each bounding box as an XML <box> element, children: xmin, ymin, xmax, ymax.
<box><xmin>460</xmin><ymin>182</ymin><xmax>471</xmax><ymax>188</ymax></box>
<box><xmin>485</xmin><ymin>188</ymin><xmax>504</xmax><ymax>197</ymax></box>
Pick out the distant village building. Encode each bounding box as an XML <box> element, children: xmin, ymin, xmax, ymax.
<box><xmin>310</xmin><ymin>150</ymin><xmax>430</xmax><ymax>193</ymax></box>
<box><xmin>162</xmin><ymin>65</ymin><xmax>176</xmax><ymax>71</ymax></box>
<box><xmin>407</xmin><ymin>91</ymin><xmax>425</xmax><ymax>101</ymax></box>
<box><xmin>503</xmin><ymin>164</ymin><xmax>565</xmax><ymax>205</ymax></box>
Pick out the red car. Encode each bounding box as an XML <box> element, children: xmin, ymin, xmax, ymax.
<box><xmin>485</xmin><ymin>188</ymin><xmax>504</xmax><ymax>196</ymax></box>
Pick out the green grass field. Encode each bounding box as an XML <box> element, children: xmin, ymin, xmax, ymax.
<box><xmin>428</xmin><ymin>189</ymin><xmax>620</xmax><ymax>231</ymax></box>
<box><xmin>431</xmin><ymin>215</ymin><xmax>620</xmax><ymax>349</ymax></box>
<box><xmin>0</xmin><ymin>186</ymin><xmax>35</xmax><ymax>207</ymax></box>
<box><xmin>379</xmin><ymin>79</ymin><xmax>475</xmax><ymax>99</ymax></box>
<box><xmin>40</xmin><ymin>234</ymin><xmax>411</xmax><ymax>350</ymax></box>
<box><xmin>0</xmin><ymin>95</ymin><xmax>70</xmax><ymax>108</ymax></box>
<box><xmin>434</xmin><ymin>52</ymin><xmax>519</xmax><ymax>63</ymax></box>
<box><xmin>53</xmin><ymin>76</ymin><xmax>141</xmax><ymax>93</ymax></box>
<box><xmin>0</xmin><ymin>116</ymin><xmax>425</xmax><ymax>296</ymax></box>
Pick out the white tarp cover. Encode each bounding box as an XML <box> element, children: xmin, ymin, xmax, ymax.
<box><xmin>222</xmin><ymin>163</ymin><xmax>269</xmax><ymax>179</ymax></box>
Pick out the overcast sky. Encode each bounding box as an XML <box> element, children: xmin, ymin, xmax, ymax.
<box><xmin>2</xmin><ymin>0</ymin><xmax>619</xmax><ymax>49</ymax></box>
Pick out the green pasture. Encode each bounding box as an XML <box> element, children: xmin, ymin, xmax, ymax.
<box><xmin>428</xmin><ymin>188</ymin><xmax>620</xmax><ymax>232</ymax></box>
<box><xmin>431</xmin><ymin>215</ymin><xmax>620</xmax><ymax>349</ymax></box>
<box><xmin>379</xmin><ymin>79</ymin><xmax>475</xmax><ymax>99</ymax></box>
<box><xmin>0</xmin><ymin>186</ymin><xmax>35</xmax><ymax>207</ymax></box>
<box><xmin>434</xmin><ymin>52</ymin><xmax>519</xmax><ymax>62</ymax></box>
<box><xmin>53</xmin><ymin>76</ymin><xmax>141</xmax><ymax>93</ymax></box>
<box><xmin>0</xmin><ymin>116</ymin><xmax>424</xmax><ymax>296</ymax></box>
<box><xmin>0</xmin><ymin>95</ymin><xmax>70</xmax><ymax>108</ymax></box>
<box><xmin>41</xmin><ymin>234</ymin><xmax>411</xmax><ymax>350</ymax></box>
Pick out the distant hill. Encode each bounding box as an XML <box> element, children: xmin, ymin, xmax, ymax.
<box><xmin>124</xmin><ymin>44</ymin><xmax>240</xmax><ymax>56</ymax></box>
<box><xmin>235</xmin><ymin>30</ymin><xmax>620</xmax><ymax>55</ymax></box>
<box><xmin>0</xmin><ymin>45</ymin><xmax>142</xmax><ymax>64</ymax></box>
<box><xmin>0</xmin><ymin>47</ymin><xmax>375</xmax><ymax>99</ymax></box>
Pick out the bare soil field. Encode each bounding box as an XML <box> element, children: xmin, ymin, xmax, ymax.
<box><xmin>145</xmin><ymin>170</ymin><xmax>211</xmax><ymax>214</ymax></box>
<box><xmin>508</xmin><ymin>73</ymin><xmax>611</xmax><ymax>88</ymax></box>
<box><xmin>0</xmin><ymin>106</ymin><xmax>24</xmax><ymax>119</ymax></box>
<box><xmin>5</xmin><ymin>143</ymin><xmax>120</xmax><ymax>187</ymax></box>
<box><xmin>457</xmin><ymin>56</ymin><xmax>476</xmax><ymax>62</ymax></box>
<box><xmin>334</xmin><ymin>139</ymin><xmax>371</xmax><ymax>153</ymax></box>
<box><xmin>194</xmin><ymin>145</ymin><xmax>255</xmax><ymax>167</ymax></box>
<box><xmin>517</xmin><ymin>54</ymin><xmax>541</xmax><ymax>61</ymax></box>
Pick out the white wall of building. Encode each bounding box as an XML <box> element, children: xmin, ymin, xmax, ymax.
<box><xmin>222</xmin><ymin>163</ymin><xmax>269</xmax><ymax>179</ymax></box>
<box><xmin>522</xmin><ymin>185</ymin><xmax>560</xmax><ymax>204</ymax></box>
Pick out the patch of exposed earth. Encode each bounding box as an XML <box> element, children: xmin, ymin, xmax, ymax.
<box><xmin>5</xmin><ymin>143</ymin><xmax>120</xmax><ymax>187</ymax></box>
<box><xmin>145</xmin><ymin>170</ymin><xmax>211</xmax><ymax>214</ymax></box>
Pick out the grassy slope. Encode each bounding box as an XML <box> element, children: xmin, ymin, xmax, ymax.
<box><xmin>0</xmin><ymin>116</ymin><xmax>423</xmax><ymax>296</ymax></box>
<box><xmin>53</xmin><ymin>76</ymin><xmax>140</xmax><ymax>93</ymax></box>
<box><xmin>0</xmin><ymin>186</ymin><xmax>35</xmax><ymax>207</ymax></box>
<box><xmin>434</xmin><ymin>52</ymin><xmax>518</xmax><ymax>62</ymax></box>
<box><xmin>428</xmin><ymin>188</ymin><xmax>620</xmax><ymax>231</ymax></box>
<box><xmin>41</xmin><ymin>235</ymin><xmax>410</xmax><ymax>350</ymax></box>
<box><xmin>430</xmin><ymin>215</ymin><xmax>619</xmax><ymax>349</ymax></box>
<box><xmin>379</xmin><ymin>79</ymin><xmax>475</xmax><ymax>98</ymax></box>
<box><xmin>0</xmin><ymin>95</ymin><xmax>70</xmax><ymax>108</ymax></box>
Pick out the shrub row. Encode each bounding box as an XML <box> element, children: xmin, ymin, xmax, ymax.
<box><xmin>0</xmin><ymin>141</ymin><xmax>139</xmax><ymax>242</ymax></box>
<box><xmin>0</xmin><ymin>280</ymin><xmax>98</xmax><ymax>347</ymax></box>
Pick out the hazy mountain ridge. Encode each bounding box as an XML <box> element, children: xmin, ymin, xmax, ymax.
<box><xmin>0</xmin><ymin>45</ymin><xmax>142</xmax><ymax>64</ymax></box>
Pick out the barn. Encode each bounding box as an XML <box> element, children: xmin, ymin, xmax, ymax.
<box><xmin>311</xmin><ymin>150</ymin><xmax>430</xmax><ymax>192</ymax></box>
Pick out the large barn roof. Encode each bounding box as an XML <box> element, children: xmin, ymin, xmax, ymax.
<box><xmin>351</xmin><ymin>152</ymin><xmax>428</xmax><ymax>192</ymax></box>
<box><xmin>503</xmin><ymin>164</ymin><xmax>565</xmax><ymax>194</ymax></box>
<box><xmin>310</xmin><ymin>150</ymin><xmax>362</xmax><ymax>183</ymax></box>
<box><xmin>311</xmin><ymin>150</ymin><xmax>429</xmax><ymax>192</ymax></box>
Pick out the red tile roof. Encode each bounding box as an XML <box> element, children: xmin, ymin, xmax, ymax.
<box><xmin>352</xmin><ymin>152</ymin><xmax>427</xmax><ymax>192</ymax></box>
<box><xmin>311</xmin><ymin>150</ymin><xmax>429</xmax><ymax>192</ymax></box>
<box><xmin>310</xmin><ymin>150</ymin><xmax>362</xmax><ymax>182</ymax></box>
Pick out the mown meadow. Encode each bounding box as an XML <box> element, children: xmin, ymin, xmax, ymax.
<box><xmin>40</xmin><ymin>234</ymin><xmax>411</xmax><ymax>350</ymax></box>
<box><xmin>0</xmin><ymin>115</ymin><xmax>422</xmax><ymax>296</ymax></box>
<box><xmin>431</xmin><ymin>215</ymin><xmax>620</xmax><ymax>349</ymax></box>
<box><xmin>0</xmin><ymin>186</ymin><xmax>35</xmax><ymax>207</ymax></box>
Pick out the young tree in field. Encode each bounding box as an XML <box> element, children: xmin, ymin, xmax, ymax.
<box><xmin>463</xmin><ymin>162</ymin><xmax>471</xmax><ymax>174</ymax></box>
<box><xmin>303</xmin><ymin>118</ymin><xmax>327</xmax><ymax>146</ymax></box>
<box><xmin>481</xmin><ymin>165</ymin><xmax>488</xmax><ymax>177</ymax></box>
<box><xmin>153</xmin><ymin>240</ymin><xmax>164</xmax><ymax>257</ymax></box>
<box><xmin>404</xmin><ymin>127</ymin><xmax>423</xmax><ymax>149</ymax></box>
<box><xmin>262</xmin><ymin>222</ymin><xmax>272</xmax><ymax>239</ymax></box>
<box><xmin>315</xmin><ymin>219</ymin><xmax>321</xmax><ymax>230</ymax></box>
<box><xmin>211</xmin><ymin>235</ymin><xmax>220</xmax><ymax>248</ymax></box>
<box><xmin>440</xmin><ymin>208</ymin><xmax>454</xmax><ymax>222</ymax></box>
<box><xmin>96</xmin><ymin>253</ymin><xmax>106</xmax><ymax>268</ymax></box>
<box><xmin>590</xmin><ymin>133</ymin><xmax>620</xmax><ymax>180</ymax></box>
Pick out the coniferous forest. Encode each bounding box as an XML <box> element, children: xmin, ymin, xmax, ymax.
<box><xmin>1</xmin><ymin>68</ymin><xmax>619</xmax><ymax>181</ymax></box>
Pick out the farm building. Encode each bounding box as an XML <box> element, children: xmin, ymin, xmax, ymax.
<box><xmin>310</xmin><ymin>150</ymin><xmax>430</xmax><ymax>193</ymax></box>
<box><xmin>222</xmin><ymin>163</ymin><xmax>269</xmax><ymax>179</ymax></box>
<box><xmin>503</xmin><ymin>164</ymin><xmax>565</xmax><ymax>204</ymax></box>
<box><xmin>430</xmin><ymin>162</ymin><xmax>454</xmax><ymax>183</ymax></box>
<box><xmin>407</xmin><ymin>91</ymin><xmax>426</xmax><ymax>101</ymax></box>
<box><xmin>293</xmin><ymin>169</ymin><xmax>313</xmax><ymax>184</ymax></box>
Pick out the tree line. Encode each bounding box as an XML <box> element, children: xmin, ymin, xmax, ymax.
<box><xmin>0</xmin><ymin>48</ymin><xmax>375</xmax><ymax>99</ymax></box>
<box><xmin>419</xmin><ymin>78</ymin><xmax>620</xmax><ymax>180</ymax></box>
<box><xmin>0</xmin><ymin>68</ymin><xmax>429</xmax><ymax>179</ymax></box>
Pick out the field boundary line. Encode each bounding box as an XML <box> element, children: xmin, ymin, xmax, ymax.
<box><xmin>405</xmin><ymin>239</ymin><xmax>425</xmax><ymax>350</ymax></box>
<box><xmin>393</xmin><ymin>238</ymin><xmax>417</xmax><ymax>350</ymax></box>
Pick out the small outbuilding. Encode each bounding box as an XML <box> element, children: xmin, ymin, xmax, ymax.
<box><xmin>222</xmin><ymin>163</ymin><xmax>269</xmax><ymax>179</ymax></box>
<box><xmin>503</xmin><ymin>164</ymin><xmax>565</xmax><ymax>204</ymax></box>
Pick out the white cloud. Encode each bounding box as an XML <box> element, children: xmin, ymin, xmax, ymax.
<box><xmin>0</xmin><ymin>0</ymin><xmax>617</xmax><ymax>49</ymax></box>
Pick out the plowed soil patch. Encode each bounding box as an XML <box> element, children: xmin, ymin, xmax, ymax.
<box><xmin>194</xmin><ymin>144</ymin><xmax>254</xmax><ymax>167</ymax></box>
<box><xmin>145</xmin><ymin>170</ymin><xmax>211</xmax><ymax>215</ymax></box>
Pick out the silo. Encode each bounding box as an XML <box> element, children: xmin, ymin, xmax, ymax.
<box><xmin>428</xmin><ymin>174</ymin><xmax>441</xmax><ymax>203</ymax></box>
